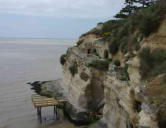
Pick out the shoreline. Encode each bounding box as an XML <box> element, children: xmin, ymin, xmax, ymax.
<box><xmin>28</xmin><ymin>79</ymin><xmax>102</xmax><ymax>128</ymax></box>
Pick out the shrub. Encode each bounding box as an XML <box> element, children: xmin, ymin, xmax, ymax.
<box><xmin>77</xmin><ymin>39</ymin><xmax>84</xmax><ymax>46</ymax></box>
<box><xmin>138</xmin><ymin>9</ymin><xmax>160</xmax><ymax>37</ymax></box>
<box><xmin>114</xmin><ymin>60</ymin><xmax>121</xmax><ymax>66</ymax></box>
<box><xmin>119</xmin><ymin>37</ymin><xmax>128</xmax><ymax>53</ymax></box>
<box><xmin>60</xmin><ymin>54</ymin><xmax>67</xmax><ymax>65</ymax></box>
<box><xmin>80</xmin><ymin>28</ymin><xmax>101</xmax><ymax>38</ymax></box>
<box><xmin>86</xmin><ymin>59</ymin><xmax>109</xmax><ymax>71</ymax></box>
<box><xmin>139</xmin><ymin>48</ymin><xmax>166</xmax><ymax>82</ymax></box>
<box><xmin>135</xmin><ymin>42</ymin><xmax>141</xmax><ymax>51</ymax></box>
<box><xmin>102</xmin><ymin>32</ymin><xmax>111</xmax><ymax>38</ymax></box>
<box><xmin>69</xmin><ymin>61</ymin><xmax>78</xmax><ymax>76</ymax></box>
<box><xmin>109</xmin><ymin>41</ymin><xmax>119</xmax><ymax>55</ymax></box>
<box><xmin>92</xmin><ymin>49</ymin><xmax>99</xmax><ymax>57</ymax></box>
<box><xmin>124</xmin><ymin>64</ymin><xmax>130</xmax><ymax>81</ymax></box>
<box><xmin>99</xmin><ymin>1</ymin><xmax>166</xmax><ymax>55</ymax></box>
<box><xmin>105</xmin><ymin>58</ymin><xmax>112</xmax><ymax>63</ymax></box>
<box><xmin>139</xmin><ymin>48</ymin><xmax>153</xmax><ymax>78</ymax></box>
<box><xmin>101</xmin><ymin>20</ymin><xmax>117</xmax><ymax>34</ymax></box>
<box><xmin>163</xmin><ymin>74</ymin><xmax>166</xmax><ymax>84</ymax></box>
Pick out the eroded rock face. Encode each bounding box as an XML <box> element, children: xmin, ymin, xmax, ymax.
<box><xmin>62</xmin><ymin>52</ymin><xmax>105</xmax><ymax>111</ymax></box>
<box><xmin>104</xmin><ymin>59</ymin><xmax>159</xmax><ymax>128</ymax></box>
<box><xmin>61</xmin><ymin>19</ymin><xmax>166</xmax><ymax>127</ymax></box>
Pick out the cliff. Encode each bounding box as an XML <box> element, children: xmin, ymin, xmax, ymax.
<box><xmin>60</xmin><ymin>3</ymin><xmax>166</xmax><ymax>128</ymax></box>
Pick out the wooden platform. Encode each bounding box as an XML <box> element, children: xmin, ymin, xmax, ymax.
<box><xmin>31</xmin><ymin>94</ymin><xmax>68</xmax><ymax>121</ymax></box>
<box><xmin>31</xmin><ymin>94</ymin><xmax>59</xmax><ymax>108</ymax></box>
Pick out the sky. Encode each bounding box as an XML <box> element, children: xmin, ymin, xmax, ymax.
<box><xmin>0</xmin><ymin>0</ymin><xmax>124</xmax><ymax>39</ymax></box>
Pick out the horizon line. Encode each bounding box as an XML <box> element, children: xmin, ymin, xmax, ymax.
<box><xmin>0</xmin><ymin>37</ymin><xmax>77</xmax><ymax>40</ymax></box>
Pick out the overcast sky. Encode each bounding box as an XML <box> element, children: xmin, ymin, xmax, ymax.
<box><xmin>0</xmin><ymin>0</ymin><xmax>124</xmax><ymax>39</ymax></box>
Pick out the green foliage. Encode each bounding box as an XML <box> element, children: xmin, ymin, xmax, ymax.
<box><xmin>77</xmin><ymin>40</ymin><xmax>83</xmax><ymax>46</ymax></box>
<box><xmin>114</xmin><ymin>0</ymin><xmax>139</xmax><ymax>19</ymax></box>
<box><xmin>114</xmin><ymin>60</ymin><xmax>121</xmax><ymax>66</ymax></box>
<box><xmin>60</xmin><ymin>54</ymin><xmax>67</xmax><ymax>65</ymax></box>
<box><xmin>114</xmin><ymin>13</ymin><xmax>128</xmax><ymax>19</ymax></box>
<box><xmin>100</xmin><ymin>1</ymin><xmax>166</xmax><ymax>55</ymax></box>
<box><xmin>80</xmin><ymin>28</ymin><xmax>101</xmax><ymax>38</ymax></box>
<box><xmin>92</xmin><ymin>49</ymin><xmax>99</xmax><ymax>57</ymax></box>
<box><xmin>86</xmin><ymin>59</ymin><xmax>109</xmax><ymax>71</ymax></box>
<box><xmin>136</xmin><ymin>32</ymin><xmax>144</xmax><ymax>42</ymax></box>
<box><xmin>102</xmin><ymin>32</ymin><xmax>111</xmax><ymax>38</ymax></box>
<box><xmin>138</xmin><ymin>7</ymin><xmax>160</xmax><ymax>37</ymax></box>
<box><xmin>136</xmin><ymin>0</ymin><xmax>153</xmax><ymax>7</ymax></box>
<box><xmin>105</xmin><ymin>58</ymin><xmax>112</xmax><ymax>63</ymax></box>
<box><xmin>124</xmin><ymin>64</ymin><xmax>130</xmax><ymax>81</ymax></box>
<box><xmin>135</xmin><ymin>42</ymin><xmax>141</xmax><ymax>51</ymax></box>
<box><xmin>139</xmin><ymin>48</ymin><xmax>166</xmax><ymax>82</ymax></box>
<box><xmin>109</xmin><ymin>41</ymin><xmax>119</xmax><ymax>55</ymax></box>
<box><xmin>163</xmin><ymin>74</ymin><xmax>166</xmax><ymax>84</ymax></box>
<box><xmin>139</xmin><ymin>48</ymin><xmax>153</xmax><ymax>78</ymax></box>
<box><xmin>69</xmin><ymin>61</ymin><xmax>78</xmax><ymax>76</ymax></box>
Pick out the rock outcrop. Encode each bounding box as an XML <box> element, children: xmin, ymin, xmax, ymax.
<box><xmin>60</xmin><ymin>17</ymin><xmax>166</xmax><ymax>128</ymax></box>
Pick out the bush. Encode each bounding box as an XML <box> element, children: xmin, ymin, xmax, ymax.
<box><xmin>105</xmin><ymin>58</ymin><xmax>112</xmax><ymax>63</ymax></box>
<box><xmin>69</xmin><ymin>61</ymin><xmax>78</xmax><ymax>76</ymax></box>
<box><xmin>139</xmin><ymin>48</ymin><xmax>166</xmax><ymax>82</ymax></box>
<box><xmin>60</xmin><ymin>54</ymin><xmax>67</xmax><ymax>65</ymax></box>
<box><xmin>99</xmin><ymin>1</ymin><xmax>166</xmax><ymax>55</ymax></box>
<box><xmin>86</xmin><ymin>59</ymin><xmax>109</xmax><ymax>71</ymax></box>
<box><xmin>109</xmin><ymin>41</ymin><xmax>119</xmax><ymax>55</ymax></box>
<box><xmin>92</xmin><ymin>49</ymin><xmax>99</xmax><ymax>57</ymax></box>
<box><xmin>139</xmin><ymin>48</ymin><xmax>153</xmax><ymax>78</ymax></box>
<box><xmin>102</xmin><ymin>32</ymin><xmax>111</xmax><ymax>38</ymax></box>
<box><xmin>114</xmin><ymin>60</ymin><xmax>121</xmax><ymax>66</ymax></box>
<box><xmin>124</xmin><ymin>64</ymin><xmax>130</xmax><ymax>81</ymax></box>
<box><xmin>119</xmin><ymin>37</ymin><xmax>128</xmax><ymax>53</ymax></box>
<box><xmin>101</xmin><ymin>20</ymin><xmax>117</xmax><ymax>34</ymax></box>
<box><xmin>138</xmin><ymin>9</ymin><xmax>160</xmax><ymax>37</ymax></box>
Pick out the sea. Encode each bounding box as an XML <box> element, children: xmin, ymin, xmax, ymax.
<box><xmin>0</xmin><ymin>38</ymin><xmax>76</xmax><ymax>128</ymax></box>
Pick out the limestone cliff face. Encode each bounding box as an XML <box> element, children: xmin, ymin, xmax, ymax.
<box><xmin>61</xmin><ymin>19</ymin><xmax>166</xmax><ymax>128</ymax></box>
<box><xmin>62</xmin><ymin>36</ymin><xmax>106</xmax><ymax>111</ymax></box>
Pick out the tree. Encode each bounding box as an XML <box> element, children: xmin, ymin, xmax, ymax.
<box><xmin>135</xmin><ymin>0</ymin><xmax>153</xmax><ymax>7</ymax></box>
<box><xmin>114</xmin><ymin>0</ymin><xmax>138</xmax><ymax>19</ymax></box>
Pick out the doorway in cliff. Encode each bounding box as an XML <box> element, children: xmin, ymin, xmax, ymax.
<box><xmin>88</xmin><ymin>49</ymin><xmax>91</xmax><ymax>54</ymax></box>
<box><xmin>133</xmin><ymin>100</ymin><xmax>141</xmax><ymax>113</ymax></box>
<box><xmin>104</xmin><ymin>50</ymin><xmax>109</xmax><ymax>58</ymax></box>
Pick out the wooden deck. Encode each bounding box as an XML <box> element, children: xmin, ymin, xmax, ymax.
<box><xmin>31</xmin><ymin>94</ymin><xmax>67</xmax><ymax>121</ymax></box>
<box><xmin>31</xmin><ymin>94</ymin><xmax>59</xmax><ymax>108</ymax></box>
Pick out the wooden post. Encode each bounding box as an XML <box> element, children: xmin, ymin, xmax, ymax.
<box><xmin>54</xmin><ymin>106</ymin><xmax>56</xmax><ymax>115</ymax></box>
<box><xmin>56</xmin><ymin>106</ymin><xmax>59</xmax><ymax>120</ymax></box>
<box><xmin>37</xmin><ymin>107</ymin><xmax>42</xmax><ymax>122</ymax></box>
<box><xmin>37</xmin><ymin>107</ymin><xmax>39</xmax><ymax>115</ymax></box>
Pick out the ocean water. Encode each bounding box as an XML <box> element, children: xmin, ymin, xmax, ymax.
<box><xmin>0</xmin><ymin>38</ymin><xmax>76</xmax><ymax>128</ymax></box>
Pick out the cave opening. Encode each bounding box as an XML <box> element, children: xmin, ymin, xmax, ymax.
<box><xmin>88</xmin><ymin>49</ymin><xmax>91</xmax><ymax>54</ymax></box>
<box><xmin>93</xmin><ymin>49</ymin><xmax>97</xmax><ymax>53</ymax></box>
<box><xmin>157</xmin><ymin>110</ymin><xmax>166</xmax><ymax>128</ymax></box>
<box><xmin>104</xmin><ymin>50</ymin><xmax>109</xmax><ymax>58</ymax></box>
<box><xmin>133</xmin><ymin>100</ymin><xmax>142</xmax><ymax>113</ymax></box>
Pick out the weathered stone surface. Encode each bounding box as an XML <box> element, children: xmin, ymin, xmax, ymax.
<box><xmin>80</xmin><ymin>72</ymin><xmax>89</xmax><ymax>81</ymax></box>
<box><xmin>64</xmin><ymin>102</ymin><xmax>90</xmax><ymax>124</ymax></box>
<box><xmin>60</xmin><ymin>19</ymin><xmax>166</xmax><ymax>128</ymax></box>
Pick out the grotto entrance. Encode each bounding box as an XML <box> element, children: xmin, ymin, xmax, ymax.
<box><xmin>104</xmin><ymin>50</ymin><xmax>109</xmax><ymax>58</ymax></box>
